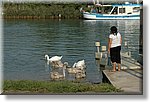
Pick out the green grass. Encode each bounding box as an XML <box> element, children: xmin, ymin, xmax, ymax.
<box><xmin>3</xmin><ymin>80</ymin><xmax>122</xmax><ymax>94</ymax></box>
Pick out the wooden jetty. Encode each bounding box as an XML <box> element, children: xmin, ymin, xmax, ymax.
<box><xmin>95</xmin><ymin>42</ymin><xmax>143</xmax><ymax>94</ymax></box>
<box><xmin>101</xmin><ymin>52</ymin><xmax>143</xmax><ymax>94</ymax></box>
<box><xmin>102</xmin><ymin>55</ymin><xmax>143</xmax><ymax>94</ymax></box>
<box><xmin>102</xmin><ymin>69</ymin><xmax>142</xmax><ymax>94</ymax></box>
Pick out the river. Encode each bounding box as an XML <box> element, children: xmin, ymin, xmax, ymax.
<box><xmin>3</xmin><ymin>19</ymin><xmax>140</xmax><ymax>83</ymax></box>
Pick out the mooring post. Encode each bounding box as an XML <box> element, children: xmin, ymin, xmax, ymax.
<box><xmin>95</xmin><ymin>41</ymin><xmax>101</xmax><ymax>60</ymax></box>
<box><xmin>95</xmin><ymin>41</ymin><xmax>100</xmax><ymax>53</ymax></box>
<box><xmin>124</xmin><ymin>41</ymin><xmax>131</xmax><ymax>57</ymax></box>
<box><xmin>124</xmin><ymin>41</ymin><xmax>128</xmax><ymax>47</ymax></box>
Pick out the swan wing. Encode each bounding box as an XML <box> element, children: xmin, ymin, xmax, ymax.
<box><xmin>76</xmin><ymin>60</ymin><xmax>85</xmax><ymax>67</ymax></box>
<box><xmin>49</xmin><ymin>56</ymin><xmax>63</xmax><ymax>62</ymax></box>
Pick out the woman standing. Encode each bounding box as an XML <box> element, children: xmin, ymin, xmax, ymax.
<box><xmin>108</xmin><ymin>26</ymin><xmax>122</xmax><ymax>72</ymax></box>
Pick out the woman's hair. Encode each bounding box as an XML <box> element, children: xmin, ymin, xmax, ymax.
<box><xmin>110</xmin><ymin>26</ymin><xmax>117</xmax><ymax>34</ymax></box>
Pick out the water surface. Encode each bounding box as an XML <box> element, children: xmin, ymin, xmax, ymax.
<box><xmin>4</xmin><ymin>19</ymin><xmax>140</xmax><ymax>82</ymax></box>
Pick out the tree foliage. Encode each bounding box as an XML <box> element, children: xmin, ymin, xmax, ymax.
<box><xmin>3</xmin><ymin>3</ymin><xmax>85</xmax><ymax>19</ymax></box>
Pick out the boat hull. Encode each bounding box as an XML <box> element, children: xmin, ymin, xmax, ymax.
<box><xmin>83</xmin><ymin>13</ymin><xmax>140</xmax><ymax>20</ymax></box>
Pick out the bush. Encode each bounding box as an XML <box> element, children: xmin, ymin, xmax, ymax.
<box><xmin>3</xmin><ymin>3</ymin><xmax>84</xmax><ymax>19</ymax></box>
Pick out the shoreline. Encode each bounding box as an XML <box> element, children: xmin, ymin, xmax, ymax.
<box><xmin>2</xmin><ymin>15</ymin><xmax>83</xmax><ymax>19</ymax></box>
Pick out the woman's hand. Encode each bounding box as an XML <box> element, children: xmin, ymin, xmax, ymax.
<box><xmin>108</xmin><ymin>49</ymin><xmax>110</xmax><ymax>54</ymax></box>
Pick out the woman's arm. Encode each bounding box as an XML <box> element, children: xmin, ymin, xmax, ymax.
<box><xmin>120</xmin><ymin>35</ymin><xmax>122</xmax><ymax>45</ymax></box>
<box><xmin>108</xmin><ymin>38</ymin><xmax>112</xmax><ymax>53</ymax></box>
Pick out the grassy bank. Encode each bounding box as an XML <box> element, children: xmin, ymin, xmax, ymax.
<box><xmin>3</xmin><ymin>80</ymin><xmax>122</xmax><ymax>94</ymax></box>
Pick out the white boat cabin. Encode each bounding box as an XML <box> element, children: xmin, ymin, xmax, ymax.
<box><xmin>108</xmin><ymin>4</ymin><xmax>140</xmax><ymax>15</ymax></box>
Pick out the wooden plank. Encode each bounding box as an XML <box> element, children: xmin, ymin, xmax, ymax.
<box><xmin>103</xmin><ymin>70</ymin><xmax>142</xmax><ymax>94</ymax></box>
<box><xmin>121</xmin><ymin>56</ymin><xmax>142</xmax><ymax>69</ymax></box>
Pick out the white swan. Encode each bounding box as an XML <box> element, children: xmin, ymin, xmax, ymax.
<box><xmin>74</xmin><ymin>60</ymin><xmax>86</xmax><ymax>70</ymax></box>
<box><xmin>45</xmin><ymin>55</ymin><xmax>63</xmax><ymax>67</ymax></box>
<box><xmin>66</xmin><ymin>62</ymin><xmax>85</xmax><ymax>74</ymax></box>
<box><xmin>49</xmin><ymin>56</ymin><xmax>63</xmax><ymax>62</ymax></box>
<box><xmin>45</xmin><ymin>55</ymin><xmax>62</xmax><ymax>62</ymax></box>
<box><xmin>76</xmin><ymin>60</ymin><xmax>85</xmax><ymax>67</ymax></box>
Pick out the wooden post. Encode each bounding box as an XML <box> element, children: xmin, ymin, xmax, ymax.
<box><xmin>101</xmin><ymin>46</ymin><xmax>106</xmax><ymax>52</ymax></box>
<box><xmin>124</xmin><ymin>41</ymin><xmax>128</xmax><ymax>47</ymax></box>
<box><xmin>95</xmin><ymin>42</ymin><xmax>100</xmax><ymax>53</ymax></box>
<box><xmin>95</xmin><ymin>42</ymin><xmax>101</xmax><ymax>60</ymax></box>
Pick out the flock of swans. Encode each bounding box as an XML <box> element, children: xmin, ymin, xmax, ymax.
<box><xmin>45</xmin><ymin>55</ymin><xmax>86</xmax><ymax>80</ymax></box>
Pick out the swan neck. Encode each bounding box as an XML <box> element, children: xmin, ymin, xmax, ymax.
<box><xmin>45</xmin><ymin>55</ymin><xmax>49</xmax><ymax>60</ymax></box>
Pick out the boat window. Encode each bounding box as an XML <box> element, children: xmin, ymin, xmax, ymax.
<box><xmin>111</xmin><ymin>7</ymin><xmax>118</xmax><ymax>14</ymax></box>
<box><xmin>100</xmin><ymin>6</ymin><xmax>113</xmax><ymax>14</ymax></box>
<box><xmin>133</xmin><ymin>7</ymin><xmax>140</xmax><ymax>12</ymax></box>
<box><xmin>119</xmin><ymin>8</ymin><xmax>125</xmax><ymax>13</ymax></box>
